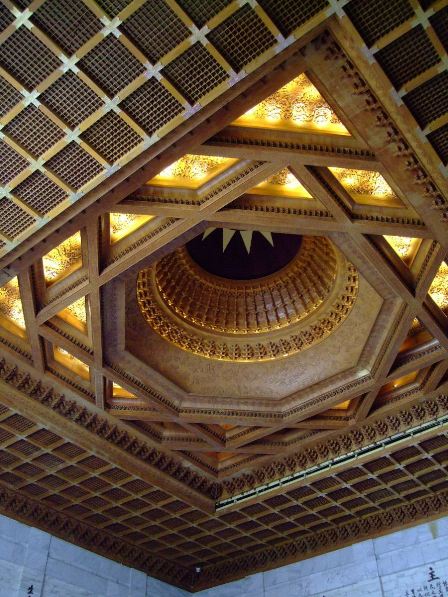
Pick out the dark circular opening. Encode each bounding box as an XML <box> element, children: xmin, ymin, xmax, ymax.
<box><xmin>186</xmin><ymin>229</ymin><xmax>302</xmax><ymax>280</ymax></box>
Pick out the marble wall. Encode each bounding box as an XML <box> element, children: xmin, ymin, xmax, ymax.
<box><xmin>0</xmin><ymin>514</ymin><xmax>189</xmax><ymax>597</ymax></box>
<box><xmin>0</xmin><ymin>513</ymin><xmax>447</xmax><ymax>596</ymax></box>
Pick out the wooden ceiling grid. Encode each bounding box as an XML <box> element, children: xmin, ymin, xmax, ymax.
<box><xmin>0</xmin><ymin>0</ymin><xmax>448</xmax><ymax>592</ymax></box>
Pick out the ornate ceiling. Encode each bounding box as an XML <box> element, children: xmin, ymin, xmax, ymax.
<box><xmin>0</xmin><ymin>0</ymin><xmax>447</xmax><ymax>593</ymax></box>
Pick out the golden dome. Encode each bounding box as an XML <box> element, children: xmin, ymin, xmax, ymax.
<box><xmin>137</xmin><ymin>236</ymin><xmax>358</xmax><ymax>362</ymax></box>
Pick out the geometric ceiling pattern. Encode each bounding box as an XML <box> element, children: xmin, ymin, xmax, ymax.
<box><xmin>0</xmin><ymin>0</ymin><xmax>447</xmax><ymax>264</ymax></box>
<box><xmin>0</xmin><ymin>0</ymin><xmax>448</xmax><ymax>593</ymax></box>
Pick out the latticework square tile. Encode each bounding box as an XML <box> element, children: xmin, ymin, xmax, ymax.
<box><xmin>376</xmin><ymin>26</ymin><xmax>440</xmax><ymax>89</ymax></box>
<box><xmin>77</xmin><ymin>35</ymin><xmax>145</xmax><ymax>97</ymax></box>
<box><xmin>95</xmin><ymin>0</ymin><xmax>133</xmax><ymax>18</ymax></box>
<box><xmin>257</xmin><ymin>0</ymin><xmax>328</xmax><ymax>37</ymax></box>
<box><xmin>12</xmin><ymin>0</ymin><xmax>33</xmax><ymax>8</ymax></box>
<box><xmin>428</xmin><ymin>123</ymin><xmax>448</xmax><ymax>165</ymax></box>
<box><xmin>121</xmin><ymin>78</ymin><xmax>183</xmax><ymax>135</ymax></box>
<box><xmin>0</xmin><ymin>198</ymin><xmax>35</xmax><ymax>239</ymax></box>
<box><xmin>0</xmin><ymin>3</ymin><xmax>14</xmax><ymax>33</ymax></box>
<box><xmin>430</xmin><ymin>7</ymin><xmax>448</xmax><ymax>53</ymax></box>
<box><xmin>31</xmin><ymin>0</ymin><xmax>103</xmax><ymax>56</ymax></box>
<box><xmin>0</xmin><ymin>76</ymin><xmax>22</xmax><ymax>118</ymax></box>
<box><xmin>0</xmin><ymin>27</ymin><xmax>61</xmax><ymax>89</ymax></box>
<box><xmin>80</xmin><ymin>111</ymin><xmax>142</xmax><ymax>162</ymax></box>
<box><xmin>344</xmin><ymin>0</ymin><xmax>414</xmax><ymax>47</ymax></box>
<box><xmin>176</xmin><ymin>0</ymin><xmax>232</xmax><ymax>28</ymax></box>
<box><xmin>207</xmin><ymin>4</ymin><xmax>276</xmax><ymax>72</ymax></box>
<box><xmin>162</xmin><ymin>42</ymin><xmax>228</xmax><ymax>104</ymax></box>
<box><xmin>3</xmin><ymin>105</ymin><xmax>65</xmax><ymax>158</ymax></box>
<box><xmin>404</xmin><ymin>71</ymin><xmax>448</xmax><ymax>128</ymax></box>
<box><xmin>13</xmin><ymin>171</ymin><xmax>67</xmax><ymax>215</ymax></box>
<box><xmin>46</xmin><ymin>143</ymin><xmax>104</xmax><ymax>189</ymax></box>
<box><xmin>120</xmin><ymin>0</ymin><xmax>190</xmax><ymax>64</ymax></box>
<box><xmin>40</xmin><ymin>72</ymin><xmax>104</xmax><ymax>129</ymax></box>
<box><xmin>0</xmin><ymin>142</ymin><xmax>29</xmax><ymax>186</ymax></box>
<box><xmin>419</xmin><ymin>0</ymin><xmax>437</xmax><ymax>9</ymax></box>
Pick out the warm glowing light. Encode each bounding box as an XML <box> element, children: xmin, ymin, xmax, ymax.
<box><xmin>384</xmin><ymin>236</ymin><xmax>420</xmax><ymax>263</ymax></box>
<box><xmin>332</xmin><ymin>400</ymin><xmax>351</xmax><ymax>410</ymax></box>
<box><xmin>205</xmin><ymin>451</ymin><xmax>238</xmax><ymax>462</ymax></box>
<box><xmin>382</xmin><ymin>370</ymin><xmax>419</xmax><ymax>395</ymax></box>
<box><xmin>329</xmin><ymin>167</ymin><xmax>399</xmax><ymax>204</ymax></box>
<box><xmin>110</xmin><ymin>213</ymin><xmax>154</xmax><ymax>243</ymax></box>
<box><xmin>148</xmin><ymin>155</ymin><xmax>236</xmax><ymax>189</ymax></box>
<box><xmin>264</xmin><ymin>101</ymin><xmax>282</xmax><ymax>122</ymax></box>
<box><xmin>429</xmin><ymin>261</ymin><xmax>448</xmax><ymax>312</ymax></box>
<box><xmin>0</xmin><ymin>277</ymin><xmax>26</xmax><ymax>336</ymax></box>
<box><xmin>58</xmin><ymin>296</ymin><xmax>87</xmax><ymax>332</ymax></box>
<box><xmin>112</xmin><ymin>382</ymin><xmax>135</xmax><ymax>398</ymax></box>
<box><xmin>411</xmin><ymin>317</ymin><xmax>421</xmax><ymax>331</ymax></box>
<box><xmin>219</xmin><ymin>424</ymin><xmax>236</xmax><ymax>431</ymax></box>
<box><xmin>234</xmin><ymin>73</ymin><xmax>349</xmax><ymax>135</ymax></box>
<box><xmin>249</xmin><ymin>168</ymin><xmax>313</xmax><ymax>198</ymax></box>
<box><xmin>400</xmin><ymin>318</ymin><xmax>430</xmax><ymax>352</ymax></box>
<box><xmin>43</xmin><ymin>232</ymin><xmax>82</xmax><ymax>284</ymax></box>
<box><xmin>54</xmin><ymin>346</ymin><xmax>90</xmax><ymax>379</ymax></box>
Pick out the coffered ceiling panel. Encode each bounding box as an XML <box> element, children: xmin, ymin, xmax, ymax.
<box><xmin>0</xmin><ymin>0</ymin><xmax>448</xmax><ymax>593</ymax></box>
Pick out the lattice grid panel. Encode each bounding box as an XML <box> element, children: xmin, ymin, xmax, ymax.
<box><xmin>13</xmin><ymin>171</ymin><xmax>67</xmax><ymax>216</ymax></box>
<box><xmin>39</xmin><ymin>72</ymin><xmax>105</xmax><ymax>129</ymax></box>
<box><xmin>80</xmin><ymin>111</ymin><xmax>142</xmax><ymax>163</ymax></box>
<box><xmin>3</xmin><ymin>105</ymin><xmax>65</xmax><ymax>158</ymax></box>
<box><xmin>0</xmin><ymin>199</ymin><xmax>35</xmax><ymax>239</ymax></box>
<box><xmin>0</xmin><ymin>394</ymin><xmax>447</xmax><ymax>574</ymax></box>
<box><xmin>375</xmin><ymin>25</ymin><xmax>440</xmax><ymax>90</ymax></box>
<box><xmin>0</xmin><ymin>0</ymin><xmax>446</xmax><ymax>263</ymax></box>
<box><xmin>162</xmin><ymin>42</ymin><xmax>229</xmax><ymax>104</ymax></box>
<box><xmin>344</xmin><ymin>0</ymin><xmax>414</xmax><ymax>47</ymax></box>
<box><xmin>430</xmin><ymin>7</ymin><xmax>448</xmax><ymax>53</ymax></box>
<box><xmin>428</xmin><ymin>124</ymin><xmax>448</xmax><ymax>165</ymax></box>
<box><xmin>0</xmin><ymin>26</ymin><xmax>61</xmax><ymax>89</ymax></box>
<box><xmin>95</xmin><ymin>0</ymin><xmax>133</xmax><ymax>18</ymax></box>
<box><xmin>0</xmin><ymin>76</ymin><xmax>22</xmax><ymax>118</ymax></box>
<box><xmin>0</xmin><ymin>3</ymin><xmax>14</xmax><ymax>32</ymax></box>
<box><xmin>77</xmin><ymin>35</ymin><xmax>146</xmax><ymax>98</ymax></box>
<box><xmin>404</xmin><ymin>71</ymin><xmax>448</xmax><ymax>129</ymax></box>
<box><xmin>0</xmin><ymin>142</ymin><xmax>29</xmax><ymax>186</ymax></box>
<box><xmin>30</xmin><ymin>0</ymin><xmax>103</xmax><ymax>56</ymax></box>
<box><xmin>257</xmin><ymin>0</ymin><xmax>329</xmax><ymax>37</ymax></box>
<box><xmin>46</xmin><ymin>143</ymin><xmax>104</xmax><ymax>190</ymax></box>
<box><xmin>119</xmin><ymin>0</ymin><xmax>191</xmax><ymax>64</ymax></box>
<box><xmin>176</xmin><ymin>0</ymin><xmax>233</xmax><ymax>28</ymax></box>
<box><xmin>207</xmin><ymin>4</ymin><xmax>276</xmax><ymax>72</ymax></box>
<box><xmin>120</xmin><ymin>78</ymin><xmax>184</xmax><ymax>135</ymax></box>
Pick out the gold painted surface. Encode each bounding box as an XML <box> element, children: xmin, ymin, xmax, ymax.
<box><xmin>0</xmin><ymin>277</ymin><xmax>26</xmax><ymax>337</ymax></box>
<box><xmin>58</xmin><ymin>297</ymin><xmax>87</xmax><ymax>333</ymax></box>
<box><xmin>53</xmin><ymin>346</ymin><xmax>90</xmax><ymax>380</ymax></box>
<box><xmin>136</xmin><ymin>238</ymin><xmax>358</xmax><ymax>362</ymax></box>
<box><xmin>381</xmin><ymin>370</ymin><xmax>419</xmax><ymax>395</ymax></box>
<box><xmin>429</xmin><ymin>261</ymin><xmax>448</xmax><ymax>312</ymax></box>
<box><xmin>331</xmin><ymin>400</ymin><xmax>351</xmax><ymax>410</ymax></box>
<box><xmin>233</xmin><ymin>74</ymin><xmax>349</xmax><ymax>135</ymax></box>
<box><xmin>112</xmin><ymin>382</ymin><xmax>135</xmax><ymax>398</ymax></box>
<box><xmin>43</xmin><ymin>232</ymin><xmax>82</xmax><ymax>284</ymax></box>
<box><xmin>148</xmin><ymin>155</ymin><xmax>237</xmax><ymax>189</ymax></box>
<box><xmin>152</xmin><ymin>237</ymin><xmax>337</xmax><ymax>335</ymax></box>
<box><xmin>384</xmin><ymin>236</ymin><xmax>421</xmax><ymax>264</ymax></box>
<box><xmin>248</xmin><ymin>168</ymin><xmax>313</xmax><ymax>198</ymax></box>
<box><xmin>329</xmin><ymin>167</ymin><xmax>401</xmax><ymax>206</ymax></box>
<box><xmin>110</xmin><ymin>213</ymin><xmax>155</xmax><ymax>243</ymax></box>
